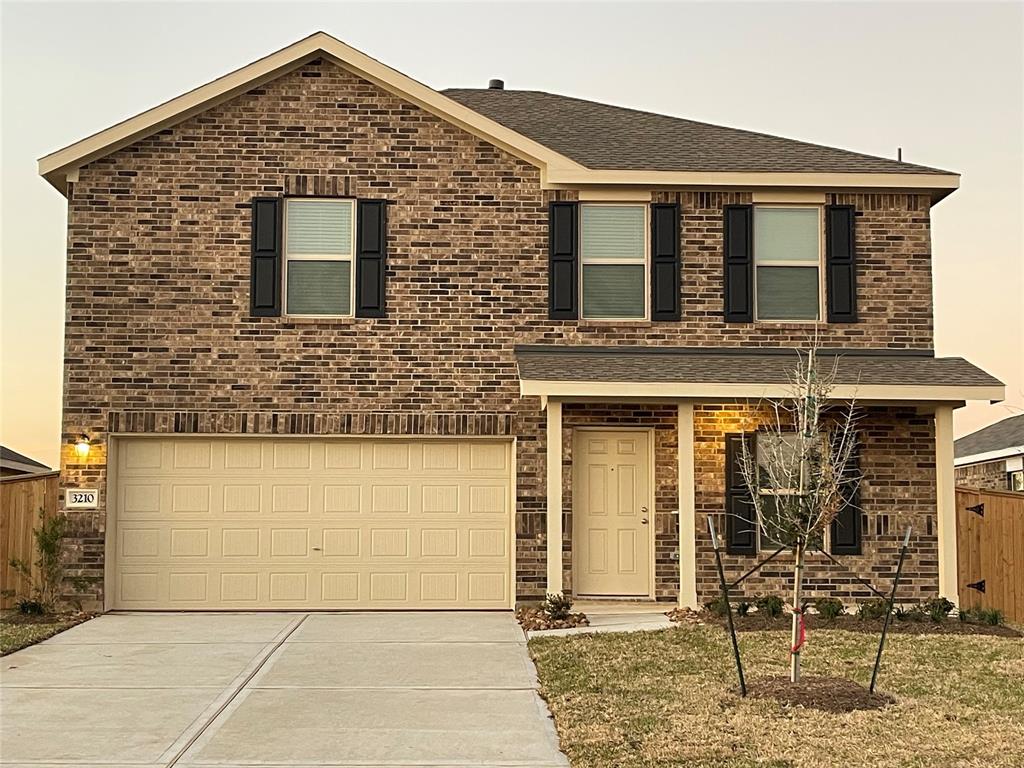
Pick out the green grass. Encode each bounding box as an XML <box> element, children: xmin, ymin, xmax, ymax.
<box><xmin>529</xmin><ymin>625</ymin><xmax>1024</xmax><ymax>768</ymax></box>
<box><xmin>0</xmin><ymin>611</ymin><xmax>87</xmax><ymax>655</ymax></box>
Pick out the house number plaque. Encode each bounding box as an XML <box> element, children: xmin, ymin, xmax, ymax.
<box><xmin>67</xmin><ymin>489</ymin><xmax>99</xmax><ymax>509</ymax></box>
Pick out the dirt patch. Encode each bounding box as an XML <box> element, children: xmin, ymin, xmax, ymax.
<box><xmin>516</xmin><ymin>607</ymin><xmax>590</xmax><ymax>632</ymax></box>
<box><xmin>745</xmin><ymin>674</ymin><xmax>894</xmax><ymax>712</ymax></box>
<box><xmin>669</xmin><ymin>611</ymin><xmax>1021</xmax><ymax>637</ymax></box>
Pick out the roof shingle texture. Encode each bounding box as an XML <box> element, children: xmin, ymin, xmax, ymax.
<box><xmin>443</xmin><ymin>89</ymin><xmax>953</xmax><ymax>175</ymax></box>
<box><xmin>515</xmin><ymin>347</ymin><xmax>1001</xmax><ymax>388</ymax></box>
<box><xmin>954</xmin><ymin>414</ymin><xmax>1024</xmax><ymax>459</ymax></box>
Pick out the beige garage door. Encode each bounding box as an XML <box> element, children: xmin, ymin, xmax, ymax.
<box><xmin>110</xmin><ymin>437</ymin><xmax>513</xmax><ymax>610</ymax></box>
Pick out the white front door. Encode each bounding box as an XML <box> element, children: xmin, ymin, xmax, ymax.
<box><xmin>573</xmin><ymin>430</ymin><xmax>652</xmax><ymax>596</ymax></box>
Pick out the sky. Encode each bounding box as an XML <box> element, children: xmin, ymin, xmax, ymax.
<box><xmin>1</xmin><ymin>0</ymin><xmax>1022</xmax><ymax>468</ymax></box>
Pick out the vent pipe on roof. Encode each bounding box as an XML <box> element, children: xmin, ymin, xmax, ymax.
<box><xmin>488</xmin><ymin>79</ymin><xmax>504</xmax><ymax>90</ymax></box>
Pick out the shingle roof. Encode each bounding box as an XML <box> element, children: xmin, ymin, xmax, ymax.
<box><xmin>515</xmin><ymin>346</ymin><xmax>1001</xmax><ymax>388</ymax></box>
<box><xmin>954</xmin><ymin>414</ymin><xmax>1024</xmax><ymax>459</ymax></box>
<box><xmin>443</xmin><ymin>89</ymin><xmax>953</xmax><ymax>175</ymax></box>
<box><xmin>0</xmin><ymin>446</ymin><xmax>50</xmax><ymax>470</ymax></box>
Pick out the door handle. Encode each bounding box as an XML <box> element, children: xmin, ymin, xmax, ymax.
<box><xmin>312</xmin><ymin>547</ymin><xmax>322</xmax><ymax>551</ymax></box>
<box><xmin>641</xmin><ymin>518</ymin><xmax>649</xmax><ymax>525</ymax></box>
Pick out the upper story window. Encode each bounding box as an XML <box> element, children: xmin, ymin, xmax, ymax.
<box><xmin>580</xmin><ymin>204</ymin><xmax>647</xmax><ymax>320</ymax></box>
<box><xmin>284</xmin><ymin>198</ymin><xmax>355</xmax><ymax>317</ymax></box>
<box><xmin>1010</xmin><ymin>469</ymin><xmax>1023</xmax><ymax>492</ymax></box>
<box><xmin>754</xmin><ymin>206</ymin><xmax>821</xmax><ymax>321</ymax></box>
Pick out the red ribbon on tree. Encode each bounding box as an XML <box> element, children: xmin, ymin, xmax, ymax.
<box><xmin>788</xmin><ymin>604</ymin><xmax>807</xmax><ymax>653</ymax></box>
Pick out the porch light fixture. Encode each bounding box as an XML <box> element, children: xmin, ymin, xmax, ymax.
<box><xmin>74</xmin><ymin>434</ymin><xmax>92</xmax><ymax>458</ymax></box>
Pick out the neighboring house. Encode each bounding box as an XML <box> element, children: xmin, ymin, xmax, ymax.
<box><xmin>38</xmin><ymin>32</ymin><xmax>1003</xmax><ymax>613</ymax></box>
<box><xmin>955</xmin><ymin>414</ymin><xmax>1024</xmax><ymax>492</ymax></box>
<box><xmin>1</xmin><ymin>446</ymin><xmax>51</xmax><ymax>477</ymax></box>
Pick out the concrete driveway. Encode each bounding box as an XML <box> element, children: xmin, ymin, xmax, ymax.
<box><xmin>0</xmin><ymin>612</ymin><xmax>568</xmax><ymax>767</ymax></box>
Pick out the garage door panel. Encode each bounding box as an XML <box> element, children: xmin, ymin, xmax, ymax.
<box><xmin>112</xmin><ymin>437</ymin><xmax>513</xmax><ymax>610</ymax></box>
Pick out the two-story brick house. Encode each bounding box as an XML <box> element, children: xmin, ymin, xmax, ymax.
<box><xmin>39</xmin><ymin>33</ymin><xmax>1002</xmax><ymax>612</ymax></box>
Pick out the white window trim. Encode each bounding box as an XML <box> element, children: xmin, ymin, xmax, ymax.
<box><xmin>753</xmin><ymin>204</ymin><xmax>824</xmax><ymax>323</ymax></box>
<box><xmin>579</xmin><ymin>203</ymin><xmax>650</xmax><ymax>321</ymax></box>
<box><xmin>283</xmin><ymin>197</ymin><xmax>357</xmax><ymax>318</ymax></box>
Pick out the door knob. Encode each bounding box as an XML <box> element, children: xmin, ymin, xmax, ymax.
<box><xmin>641</xmin><ymin>518</ymin><xmax>649</xmax><ymax>525</ymax></box>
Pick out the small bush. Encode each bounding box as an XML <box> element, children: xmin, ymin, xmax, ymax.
<box><xmin>704</xmin><ymin>595</ymin><xmax>731</xmax><ymax>617</ymax></box>
<box><xmin>894</xmin><ymin>605</ymin><xmax>925</xmax><ymax>622</ymax></box>
<box><xmin>857</xmin><ymin>598</ymin><xmax>890</xmax><ymax>621</ymax></box>
<box><xmin>814</xmin><ymin>597</ymin><xmax>845</xmax><ymax>621</ymax></box>
<box><xmin>958</xmin><ymin>608</ymin><xmax>972</xmax><ymax>623</ymax></box>
<box><xmin>540</xmin><ymin>593</ymin><xmax>574</xmax><ymax>621</ymax></box>
<box><xmin>755</xmin><ymin>595</ymin><xmax>785</xmax><ymax>618</ymax></box>
<box><xmin>736</xmin><ymin>600</ymin><xmax>752</xmax><ymax>616</ymax></box>
<box><xmin>975</xmin><ymin>607</ymin><xmax>1004</xmax><ymax>626</ymax></box>
<box><xmin>922</xmin><ymin>597</ymin><xmax>955</xmax><ymax>623</ymax></box>
<box><xmin>17</xmin><ymin>599</ymin><xmax>45</xmax><ymax>615</ymax></box>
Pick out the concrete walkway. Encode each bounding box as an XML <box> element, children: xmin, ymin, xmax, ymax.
<box><xmin>0</xmin><ymin>612</ymin><xmax>567</xmax><ymax>767</ymax></box>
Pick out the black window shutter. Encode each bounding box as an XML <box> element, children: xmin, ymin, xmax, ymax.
<box><xmin>725</xmin><ymin>432</ymin><xmax>757</xmax><ymax>555</ymax></box>
<box><xmin>250</xmin><ymin>197</ymin><xmax>282</xmax><ymax>317</ymax></box>
<box><xmin>548</xmin><ymin>201</ymin><xmax>579</xmax><ymax>320</ymax></box>
<box><xmin>826</xmin><ymin>205</ymin><xmax>858</xmax><ymax>323</ymax></box>
<box><xmin>830</xmin><ymin>444</ymin><xmax>862</xmax><ymax>554</ymax></box>
<box><xmin>723</xmin><ymin>205</ymin><xmax>753</xmax><ymax>323</ymax></box>
<box><xmin>650</xmin><ymin>203</ymin><xmax>681</xmax><ymax>321</ymax></box>
<box><xmin>355</xmin><ymin>199</ymin><xmax>387</xmax><ymax>318</ymax></box>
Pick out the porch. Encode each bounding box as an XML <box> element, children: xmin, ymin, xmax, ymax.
<box><xmin>517</xmin><ymin>345</ymin><xmax>1005</xmax><ymax>608</ymax></box>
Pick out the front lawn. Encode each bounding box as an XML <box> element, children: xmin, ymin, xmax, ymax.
<box><xmin>529</xmin><ymin>625</ymin><xmax>1024</xmax><ymax>768</ymax></box>
<box><xmin>0</xmin><ymin>611</ymin><xmax>91</xmax><ymax>655</ymax></box>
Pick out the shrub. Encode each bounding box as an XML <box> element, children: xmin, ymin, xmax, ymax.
<box><xmin>857</xmin><ymin>598</ymin><xmax>890</xmax><ymax>621</ymax></box>
<box><xmin>894</xmin><ymin>605</ymin><xmax>925</xmax><ymax>622</ymax></box>
<box><xmin>814</xmin><ymin>597</ymin><xmax>845</xmax><ymax>621</ymax></box>
<box><xmin>540</xmin><ymin>593</ymin><xmax>574</xmax><ymax>621</ymax></box>
<box><xmin>755</xmin><ymin>595</ymin><xmax>785</xmax><ymax>618</ymax></box>
<box><xmin>923</xmin><ymin>597</ymin><xmax>955</xmax><ymax>623</ymax></box>
<box><xmin>1</xmin><ymin>509</ymin><xmax>71</xmax><ymax>614</ymax></box>
<box><xmin>975</xmin><ymin>607</ymin><xmax>1004</xmax><ymax>626</ymax></box>
<box><xmin>704</xmin><ymin>595</ymin><xmax>731</xmax><ymax>617</ymax></box>
<box><xmin>736</xmin><ymin>600</ymin><xmax>752</xmax><ymax>616</ymax></box>
<box><xmin>958</xmin><ymin>608</ymin><xmax>972</xmax><ymax>623</ymax></box>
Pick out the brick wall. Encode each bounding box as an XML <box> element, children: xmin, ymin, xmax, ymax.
<box><xmin>955</xmin><ymin>460</ymin><xmax>1008</xmax><ymax>491</ymax></box>
<box><xmin>60</xmin><ymin>58</ymin><xmax>939</xmax><ymax>607</ymax></box>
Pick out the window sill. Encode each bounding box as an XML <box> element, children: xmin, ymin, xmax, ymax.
<box><xmin>279</xmin><ymin>315</ymin><xmax>368</xmax><ymax>326</ymax></box>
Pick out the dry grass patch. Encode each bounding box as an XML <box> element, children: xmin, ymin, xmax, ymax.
<box><xmin>529</xmin><ymin>625</ymin><xmax>1024</xmax><ymax>768</ymax></box>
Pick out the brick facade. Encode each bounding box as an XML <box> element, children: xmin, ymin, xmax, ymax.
<box><xmin>955</xmin><ymin>460</ymin><xmax>1009</xmax><ymax>492</ymax></box>
<box><xmin>60</xmin><ymin>59</ymin><xmax>941</xmax><ymax>608</ymax></box>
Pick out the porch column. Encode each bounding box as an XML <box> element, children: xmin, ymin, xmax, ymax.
<box><xmin>677</xmin><ymin>403</ymin><xmax>698</xmax><ymax>608</ymax></box>
<box><xmin>546</xmin><ymin>400</ymin><xmax>563</xmax><ymax>595</ymax></box>
<box><xmin>935</xmin><ymin>405</ymin><xmax>958</xmax><ymax>604</ymax></box>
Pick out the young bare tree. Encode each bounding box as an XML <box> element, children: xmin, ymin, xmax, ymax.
<box><xmin>738</xmin><ymin>346</ymin><xmax>860</xmax><ymax>683</ymax></box>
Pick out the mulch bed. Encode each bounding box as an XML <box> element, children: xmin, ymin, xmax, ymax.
<box><xmin>516</xmin><ymin>607</ymin><xmax>590</xmax><ymax>631</ymax></box>
<box><xmin>668</xmin><ymin>610</ymin><xmax>1021</xmax><ymax>637</ymax></box>
<box><xmin>745</xmin><ymin>674</ymin><xmax>894</xmax><ymax>713</ymax></box>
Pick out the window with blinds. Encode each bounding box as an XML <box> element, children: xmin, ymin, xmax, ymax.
<box><xmin>284</xmin><ymin>199</ymin><xmax>355</xmax><ymax>316</ymax></box>
<box><xmin>753</xmin><ymin>207</ymin><xmax>821</xmax><ymax>321</ymax></box>
<box><xmin>580</xmin><ymin>204</ymin><xmax>647</xmax><ymax>319</ymax></box>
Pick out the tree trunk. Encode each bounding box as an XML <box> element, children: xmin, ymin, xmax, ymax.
<box><xmin>790</xmin><ymin>541</ymin><xmax>805</xmax><ymax>683</ymax></box>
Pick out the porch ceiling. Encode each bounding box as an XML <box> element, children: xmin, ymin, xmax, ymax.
<box><xmin>514</xmin><ymin>346</ymin><xmax>1004</xmax><ymax>404</ymax></box>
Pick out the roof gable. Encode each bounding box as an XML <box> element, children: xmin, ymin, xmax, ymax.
<box><xmin>38</xmin><ymin>32</ymin><xmax>584</xmax><ymax>194</ymax></box>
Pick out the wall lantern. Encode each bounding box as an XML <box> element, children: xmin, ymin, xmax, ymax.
<box><xmin>74</xmin><ymin>434</ymin><xmax>92</xmax><ymax>458</ymax></box>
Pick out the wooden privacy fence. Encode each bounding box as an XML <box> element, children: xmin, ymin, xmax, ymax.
<box><xmin>957</xmin><ymin>486</ymin><xmax>1024</xmax><ymax>623</ymax></box>
<box><xmin>0</xmin><ymin>472</ymin><xmax>59</xmax><ymax>609</ymax></box>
